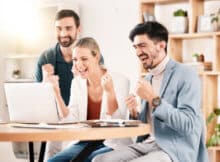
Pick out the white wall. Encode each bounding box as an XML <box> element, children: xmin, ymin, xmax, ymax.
<box><xmin>78</xmin><ymin>0</ymin><xmax>140</xmax><ymax>90</ymax></box>
<box><xmin>0</xmin><ymin>19</ymin><xmax>17</xmax><ymax>121</ymax></box>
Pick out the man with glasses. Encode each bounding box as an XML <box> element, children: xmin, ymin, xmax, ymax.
<box><xmin>93</xmin><ymin>21</ymin><xmax>208</xmax><ymax>162</ymax></box>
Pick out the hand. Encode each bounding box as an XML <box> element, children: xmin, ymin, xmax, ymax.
<box><xmin>125</xmin><ymin>94</ymin><xmax>138</xmax><ymax>118</ymax></box>
<box><xmin>42</xmin><ymin>64</ymin><xmax>54</xmax><ymax>82</ymax></box>
<box><xmin>135</xmin><ymin>79</ymin><xmax>157</xmax><ymax>102</ymax></box>
<box><xmin>42</xmin><ymin>64</ymin><xmax>60</xmax><ymax>94</ymax></box>
<box><xmin>48</xmin><ymin>75</ymin><xmax>60</xmax><ymax>95</ymax></box>
<box><xmin>71</xmin><ymin>63</ymin><xmax>79</xmax><ymax>76</ymax></box>
<box><xmin>101</xmin><ymin>73</ymin><xmax>114</xmax><ymax>93</ymax></box>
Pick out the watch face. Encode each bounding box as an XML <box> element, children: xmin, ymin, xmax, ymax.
<box><xmin>152</xmin><ymin>97</ymin><xmax>161</xmax><ymax>107</ymax></box>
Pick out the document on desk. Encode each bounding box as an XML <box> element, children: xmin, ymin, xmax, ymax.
<box><xmin>10</xmin><ymin>123</ymin><xmax>88</xmax><ymax>129</ymax></box>
<box><xmin>81</xmin><ymin>119</ymin><xmax>142</xmax><ymax>128</ymax></box>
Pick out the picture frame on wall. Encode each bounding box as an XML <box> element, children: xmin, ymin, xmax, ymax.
<box><xmin>197</xmin><ymin>15</ymin><xmax>214</xmax><ymax>32</ymax></box>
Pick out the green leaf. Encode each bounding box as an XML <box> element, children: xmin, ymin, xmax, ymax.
<box><xmin>173</xmin><ymin>9</ymin><xmax>187</xmax><ymax>17</ymax></box>
<box><xmin>192</xmin><ymin>53</ymin><xmax>199</xmax><ymax>57</ymax></box>
<box><xmin>206</xmin><ymin>134</ymin><xmax>220</xmax><ymax>147</ymax></box>
<box><xmin>214</xmin><ymin>108</ymin><xmax>220</xmax><ymax>115</ymax></box>
<box><xmin>216</xmin><ymin>124</ymin><xmax>220</xmax><ymax>132</ymax></box>
<box><xmin>206</xmin><ymin>112</ymin><xmax>216</xmax><ymax>124</ymax></box>
<box><xmin>211</xmin><ymin>17</ymin><xmax>218</xmax><ymax>23</ymax></box>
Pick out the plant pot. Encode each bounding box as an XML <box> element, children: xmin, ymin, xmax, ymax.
<box><xmin>170</xmin><ymin>17</ymin><xmax>188</xmax><ymax>34</ymax></box>
<box><xmin>211</xmin><ymin>13</ymin><xmax>220</xmax><ymax>32</ymax></box>
<box><xmin>143</xmin><ymin>12</ymin><xmax>155</xmax><ymax>22</ymax></box>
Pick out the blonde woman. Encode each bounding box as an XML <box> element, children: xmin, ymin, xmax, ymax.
<box><xmin>47</xmin><ymin>37</ymin><xmax>132</xmax><ymax>162</ymax></box>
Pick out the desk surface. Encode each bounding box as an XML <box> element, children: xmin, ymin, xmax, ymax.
<box><xmin>0</xmin><ymin>123</ymin><xmax>149</xmax><ymax>142</ymax></box>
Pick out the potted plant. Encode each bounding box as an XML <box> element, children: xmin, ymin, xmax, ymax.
<box><xmin>170</xmin><ymin>9</ymin><xmax>188</xmax><ymax>33</ymax></box>
<box><xmin>192</xmin><ymin>53</ymin><xmax>205</xmax><ymax>62</ymax></box>
<box><xmin>206</xmin><ymin>109</ymin><xmax>220</xmax><ymax>147</ymax></box>
<box><xmin>211</xmin><ymin>8</ymin><xmax>220</xmax><ymax>31</ymax></box>
<box><xmin>192</xmin><ymin>53</ymin><xmax>199</xmax><ymax>62</ymax></box>
<box><xmin>12</xmin><ymin>69</ymin><xmax>20</xmax><ymax>79</ymax></box>
<box><xmin>173</xmin><ymin>9</ymin><xmax>187</xmax><ymax>17</ymax></box>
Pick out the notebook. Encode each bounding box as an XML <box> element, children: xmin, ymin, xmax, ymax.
<box><xmin>4</xmin><ymin>82</ymin><xmax>60</xmax><ymax>124</ymax></box>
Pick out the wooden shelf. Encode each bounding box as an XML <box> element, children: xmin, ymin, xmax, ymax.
<box><xmin>209</xmin><ymin>146</ymin><xmax>220</xmax><ymax>151</ymax></box>
<box><xmin>169</xmin><ymin>32</ymin><xmax>220</xmax><ymax>39</ymax></box>
<box><xmin>5</xmin><ymin>55</ymin><xmax>39</xmax><ymax>59</ymax></box>
<box><xmin>142</xmin><ymin>71</ymin><xmax>220</xmax><ymax>77</ymax></box>
<box><xmin>208</xmin><ymin>146</ymin><xmax>220</xmax><ymax>162</ymax></box>
<box><xmin>199</xmin><ymin>71</ymin><xmax>220</xmax><ymax>76</ymax></box>
<box><xmin>140</xmin><ymin>0</ymin><xmax>187</xmax><ymax>4</ymax></box>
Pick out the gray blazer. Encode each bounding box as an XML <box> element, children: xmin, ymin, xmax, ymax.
<box><xmin>138</xmin><ymin>59</ymin><xmax>208</xmax><ymax>162</ymax></box>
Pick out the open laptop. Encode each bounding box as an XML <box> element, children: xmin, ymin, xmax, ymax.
<box><xmin>4</xmin><ymin>82</ymin><xmax>60</xmax><ymax>124</ymax></box>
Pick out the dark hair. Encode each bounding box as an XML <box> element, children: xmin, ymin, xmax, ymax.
<box><xmin>129</xmin><ymin>21</ymin><xmax>168</xmax><ymax>51</ymax></box>
<box><xmin>55</xmin><ymin>9</ymin><xmax>80</xmax><ymax>28</ymax></box>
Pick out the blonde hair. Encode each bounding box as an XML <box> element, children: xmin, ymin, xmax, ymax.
<box><xmin>73</xmin><ymin>37</ymin><xmax>101</xmax><ymax>57</ymax></box>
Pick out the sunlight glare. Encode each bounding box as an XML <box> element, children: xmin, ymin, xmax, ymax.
<box><xmin>0</xmin><ymin>0</ymin><xmax>42</xmax><ymax>42</ymax></box>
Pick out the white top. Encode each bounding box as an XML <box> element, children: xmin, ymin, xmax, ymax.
<box><xmin>62</xmin><ymin>71</ymin><xmax>133</xmax><ymax>149</ymax></box>
<box><xmin>149</xmin><ymin>55</ymin><xmax>170</xmax><ymax>95</ymax></box>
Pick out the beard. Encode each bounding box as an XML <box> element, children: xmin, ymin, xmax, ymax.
<box><xmin>140</xmin><ymin>48</ymin><xmax>160</xmax><ymax>69</ymax></box>
<box><xmin>143</xmin><ymin>61</ymin><xmax>153</xmax><ymax>70</ymax></box>
<box><xmin>58</xmin><ymin>36</ymin><xmax>76</xmax><ymax>47</ymax></box>
<box><xmin>138</xmin><ymin>53</ymin><xmax>153</xmax><ymax>69</ymax></box>
<box><xmin>143</xmin><ymin>62</ymin><xmax>153</xmax><ymax>69</ymax></box>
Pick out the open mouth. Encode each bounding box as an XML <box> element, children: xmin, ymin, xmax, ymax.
<box><xmin>60</xmin><ymin>38</ymin><xmax>70</xmax><ymax>44</ymax></box>
<box><xmin>78</xmin><ymin>67</ymin><xmax>88</xmax><ymax>75</ymax></box>
<box><xmin>141</xmin><ymin>58</ymin><xmax>148</xmax><ymax>62</ymax></box>
<box><xmin>139</xmin><ymin>54</ymin><xmax>149</xmax><ymax>62</ymax></box>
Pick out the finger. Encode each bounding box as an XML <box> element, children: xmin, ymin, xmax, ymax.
<box><xmin>127</xmin><ymin>102</ymin><xmax>137</xmax><ymax>110</ymax></box>
<box><xmin>102</xmin><ymin>76</ymin><xmax>108</xmax><ymax>81</ymax></box>
<box><xmin>126</xmin><ymin>95</ymin><xmax>135</xmax><ymax>103</ymax></box>
<box><xmin>126</xmin><ymin>98</ymin><xmax>137</xmax><ymax>109</ymax></box>
<box><xmin>103</xmin><ymin>73</ymin><xmax>112</xmax><ymax>80</ymax></box>
<box><xmin>125</xmin><ymin>96</ymin><xmax>135</xmax><ymax>104</ymax></box>
<box><xmin>72</xmin><ymin>64</ymin><xmax>79</xmax><ymax>75</ymax></box>
<box><xmin>128</xmin><ymin>105</ymin><xmax>137</xmax><ymax>117</ymax></box>
<box><xmin>138</xmin><ymin>78</ymin><xmax>145</xmax><ymax>82</ymax></box>
<box><xmin>136</xmin><ymin>80</ymin><xmax>143</xmax><ymax>87</ymax></box>
<box><xmin>126</xmin><ymin>93</ymin><xmax>136</xmax><ymax>100</ymax></box>
<box><xmin>135</xmin><ymin>84</ymin><xmax>141</xmax><ymax>92</ymax></box>
<box><xmin>102</xmin><ymin>75</ymin><xmax>110</xmax><ymax>82</ymax></box>
<box><xmin>137</xmin><ymin>79</ymin><xmax>143</xmax><ymax>84</ymax></box>
<box><xmin>101</xmin><ymin>76</ymin><xmax>106</xmax><ymax>83</ymax></box>
<box><xmin>126</xmin><ymin>99</ymin><xmax>133</xmax><ymax>107</ymax></box>
<box><xmin>105</xmin><ymin>74</ymin><xmax>111</xmax><ymax>79</ymax></box>
<box><xmin>54</xmin><ymin>75</ymin><xmax>59</xmax><ymax>81</ymax></box>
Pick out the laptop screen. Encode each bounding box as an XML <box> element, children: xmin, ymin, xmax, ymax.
<box><xmin>4</xmin><ymin>82</ymin><xmax>60</xmax><ymax>123</ymax></box>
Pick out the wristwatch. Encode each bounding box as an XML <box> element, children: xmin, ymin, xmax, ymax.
<box><xmin>152</xmin><ymin>96</ymin><xmax>161</xmax><ymax>108</ymax></box>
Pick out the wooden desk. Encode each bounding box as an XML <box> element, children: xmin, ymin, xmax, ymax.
<box><xmin>0</xmin><ymin>123</ymin><xmax>149</xmax><ymax>162</ymax></box>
